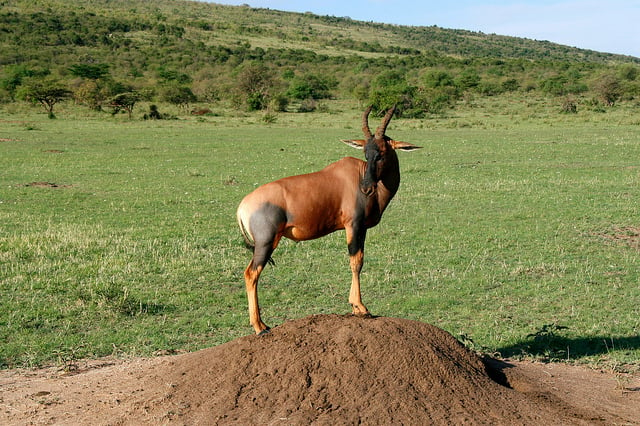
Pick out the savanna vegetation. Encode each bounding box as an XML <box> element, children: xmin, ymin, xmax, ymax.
<box><xmin>1</xmin><ymin>0</ymin><xmax>639</xmax><ymax>371</ymax></box>
<box><xmin>1</xmin><ymin>0</ymin><xmax>639</xmax><ymax>118</ymax></box>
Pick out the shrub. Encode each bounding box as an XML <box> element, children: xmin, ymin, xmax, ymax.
<box><xmin>560</xmin><ymin>97</ymin><xmax>577</xmax><ymax>114</ymax></box>
<box><xmin>297</xmin><ymin>99</ymin><xmax>317</xmax><ymax>113</ymax></box>
<box><xmin>455</xmin><ymin>69</ymin><xmax>481</xmax><ymax>90</ymax></box>
<box><xmin>501</xmin><ymin>78</ymin><xmax>520</xmax><ymax>92</ymax></box>
<box><xmin>592</xmin><ymin>73</ymin><xmax>623</xmax><ymax>106</ymax></box>
<box><xmin>236</xmin><ymin>63</ymin><xmax>278</xmax><ymax>111</ymax></box>
<box><xmin>270</xmin><ymin>94</ymin><xmax>289</xmax><ymax>112</ymax></box>
<box><xmin>540</xmin><ymin>75</ymin><xmax>568</xmax><ymax>96</ymax></box>
<box><xmin>286</xmin><ymin>73</ymin><xmax>337</xmax><ymax>100</ymax></box>
<box><xmin>143</xmin><ymin>104</ymin><xmax>164</xmax><ymax>120</ymax></box>
<box><xmin>368</xmin><ymin>70</ymin><xmax>416</xmax><ymax>113</ymax></box>
<box><xmin>423</xmin><ymin>70</ymin><xmax>455</xmax><ymax>88</ymax></box>
<box><xmin>161</xmin><ymin>85</ymin><xmax>197</xmax><ymax>110</ymax></box>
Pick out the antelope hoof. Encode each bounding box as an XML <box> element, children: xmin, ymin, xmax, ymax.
<box><xmin>257</xmin><ymin>327</ymin><xmax>271</xmax><ymax>336</ymax></box>
<box><xmin>350</xmin><ymin>304</ymin><xmax>370</xmax><ymax>317</ymax></box>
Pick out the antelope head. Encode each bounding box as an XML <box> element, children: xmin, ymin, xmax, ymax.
<box><xmin>344</xmin><ymin>106</ymin><xmax>420</xmax><ymax>196</ymax></box>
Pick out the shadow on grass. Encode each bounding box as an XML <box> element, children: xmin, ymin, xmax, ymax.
<box><xmin>495</xmin><ymin>324</ymin><xmax>640</xmax><ymax>361</ymax></box>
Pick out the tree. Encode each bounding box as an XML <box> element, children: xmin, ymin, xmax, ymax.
<box><xmin>69</xmin><ymin>64</ymin><xmax>115</xmax><ymax>110</ymax></box>
<box><xmin>0</xmin><ymin>65</ymin><xmax>50</xmax><ymax>101</ymax></box>
<box><xmin>160</xmin><ymin>85</ymin><xmax>197</xmax><ymax>110</ymax></box>
<box><xmin>18</xmin><ymin>78</ymin><xmax>71</xmax><ymax>118</ymax></box>
<box><xmin>286</xmin><ymin>73</ymin><xmax>337</xmax><ymax>100</ymax></box>
<box><xmin>236</xmin><ymin>63</ymin><xmax>277</xmax><ymax>111</ymax></box>
<box><xmin>593</xmin><ymin>73</ymin><xmax>623</xmax><ymax>106</ymax></box>
<box><xmin>540</xmin><ymin>75</ymin><xmax>568</xmax><ymax>96</ymax></box>
<box><xmin>423</xmin><ymin>70</ymin><xmax>454</xmax><ymax>88</ymax></box>
<box><xmin>420</xmin><ymin>70</ymin><xmax>460</xmax><ymax>114</ymax></box>
<box><xmin>73</xmin><ymin>79</ymin><xmax>110</xmax><ymax>110</ymax></box>
<box><xmin>455</xmin><ymin>69</ymin><xmax>481</xmax><ymax>91</ymax></box>
<box><xmin>109</xmin><ymin>92</ymin><xmax>140</xmax><ymax>119</ymax></box>
<box><xmin>156</xmin><ymin>67</ymin><xmax>192</xmax><ymax>84</ymax></box>
<box><xmin>69</xmin><ymin>63</ymin><xmax>110</xmax><ymax>80</ymax></box>
<box><xmin>368</xmin><ymin>70</ymin><xmax>415</xmax><ymax>115</ymax></box>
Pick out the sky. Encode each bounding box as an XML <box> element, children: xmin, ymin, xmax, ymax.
<box><xmin>204</xmin><ymin>0</ymin><xmax>640</xmax><ymax>58</ymax></box>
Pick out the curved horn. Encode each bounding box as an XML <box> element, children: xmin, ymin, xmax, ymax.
<box><xmin>375</xmin><ymin>105</ymin><xmax>396</xmax><ymax>138</ymax></box>
<box><xmin>362</xmin><ymin>105</ymin><xmax>373</xmax><ymax>139</ymax></box>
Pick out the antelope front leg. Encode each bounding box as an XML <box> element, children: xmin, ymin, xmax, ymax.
<box><xmin>349</xmin><ymin>249</ymin><xmax>369</xmax><ymax>316</ymax></box>
<box><xmin>346</xmin><ymin>225</ymin><xmax>369</xmax><ymax>316</ymax></box>
<box><xmin>244</xmin><ymin>262</ymin><xmax>270</xmax><ymax>335</ymax></box>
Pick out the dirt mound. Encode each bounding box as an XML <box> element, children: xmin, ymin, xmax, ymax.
<box><xmin>1</xmin><ymin>315</ymin><xmax>638</xmax><ymax>425</ymax></box>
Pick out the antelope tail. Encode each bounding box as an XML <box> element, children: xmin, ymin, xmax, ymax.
<box><xmin>237</xmin><ymin>210</ymin><xmax>255</xmax><ymax>250</ymax></box>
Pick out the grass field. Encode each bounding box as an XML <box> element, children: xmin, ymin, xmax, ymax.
<box><xmin>1</xmin><ymin>98</ymin><xmax>639</xmax><ymax>370</ymax></box>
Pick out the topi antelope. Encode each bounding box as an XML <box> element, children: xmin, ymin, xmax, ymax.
<box><xmin>237</xmin><ymin>106</ymin><xmax>421</xmax><ymax>334</ymax></box>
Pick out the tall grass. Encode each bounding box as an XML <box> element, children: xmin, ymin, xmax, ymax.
<box><xmin>1</xmin><ymin>99</ymin><xmax>639</xmax><ymax>369</ymax></box>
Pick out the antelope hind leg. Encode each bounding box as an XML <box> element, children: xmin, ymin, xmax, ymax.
<box><xmin>244</xmin><ymin>261</ymin><xmax>270</xmax><ymax>334</ymax></box>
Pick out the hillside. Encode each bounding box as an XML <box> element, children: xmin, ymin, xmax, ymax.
<box><xmin>1</xmin><ymin>0</ymin><xmax>639</xmax><ymax>113</ymax></box>
<box><xmin>2</xmin><ymin>0</ymin><xmax>637</xmax><ymax>63</ymax></box>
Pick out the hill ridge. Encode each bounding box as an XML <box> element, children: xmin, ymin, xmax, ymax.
<box><xmin>1</xmin><ymin>0</ymin><xmax>638</xmax><ymax>113</ymax></box>
<box><xmin>2</xmin><ymin>0</ymin><xmax>638</xmax><ymax>63</ymax></box>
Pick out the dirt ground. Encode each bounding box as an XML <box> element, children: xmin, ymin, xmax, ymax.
<box><xmin>1</xmin><ymin>314</ymin><xmax>638</xmax><ymax>425</ymax></box>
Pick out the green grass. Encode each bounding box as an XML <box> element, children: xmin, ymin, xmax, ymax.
<box><xmin>1</xmin><ymin>99</ymin><xmax>639</xmax><ymax>370</ymax></box>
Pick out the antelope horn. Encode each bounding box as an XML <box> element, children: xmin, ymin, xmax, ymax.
<box><xmin>375</xmin><ymin>105</ymin><xmax>396</xmax><ymax>138</ymax></box>
<box><xmin>362</xmin><ymin>105</ymin><xmax>373</xmax><ymax>139</ymax></box>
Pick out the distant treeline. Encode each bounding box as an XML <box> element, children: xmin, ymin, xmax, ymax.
<box><xmin>1</xmin><ymin>0</ymin><xmax>639</xmax><ymax>117</ymax></box>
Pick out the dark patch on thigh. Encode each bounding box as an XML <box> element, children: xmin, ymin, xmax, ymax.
<box><xmin>248</xmin><ymin>203</ymin><xmax>289</xmax><ymax>269</ymax></box>
<box><xmin>249</xmin><ymin>202</ymin><xmax>289</xmax><ymax>245</ymax></box>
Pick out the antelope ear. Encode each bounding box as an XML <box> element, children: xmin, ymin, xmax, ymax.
<box><xmin>390</xmin><ymin>140</ymin><xmax>422</xmax><ymax>151</ymax></box>
<box><xmin>341</xmin><ymin>139</ymin><xmax>366</xmax><ymax>150</ymax></box>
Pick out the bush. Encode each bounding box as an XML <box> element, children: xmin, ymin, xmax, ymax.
<box><xmin>270</xmin><ymin>94</ymin><xmax>289</xmax><ymax>112</ymax></box>
<box><xmin>246</xmin><ymin>93</ymin><xmax>267</xmax><ymax>111</ymax></box>
<box><xmin>455</xmin><ymin>69</ymin><xmax>481</xmax><ymax>90</ymax></box>
<box><xmin>236</xmin><ymin>63</ymin><xmax>278</xmax><ymax>111</ymax></box>
<box><xmin>501</xmin><ymin>78</ymin><xmax>520</xmax><ymax>92</ymax></box>
<box><xmin>423</xmin><ymin>70</ymin><xmax>455</xmax><ymax>88</ymax></box>
<box><xmin>540</xmin><ymin>75</ymin><xmax>568</xmax><ymax>96</ymax></box>
<box><xmin>161</xmin><ymin>85</ymin><xmax>197</xmax><ymax>110</ymax></box>
<box><xmin>477</xmin><ymin>81</ymin><xmax>503</xmax><ymax>96</ymax></box>
<box><xmin>592</xmin><ymin>73</ymin><xmax>623</xmax><ymax>106</ymax></box>
<box><xmin>368</xmin><ymin>70</ymin><xmax>416</xmax><ymax>113</ymax></box>
<box><xmin>262</xmin><ymin>112</ymin><xmax>277</xmax><ymax>123</ymax></box>
<box><xmin>286</xmin><ymin>73</ymin><xmax>337</xmax><ymax>100</ymax></box>
<box><xmin>560</xmin><ymin>97</ymin><xmax>577</xmax><ymax>114</ymax></box>
<box><xmin>297</xmin><ymin>99</ymin><xmax>317</xmax><ymax>113</ymax></box>
<box><xmin>143</xmin><ymin>104</ymin><xmax>164</xmax><ymax>120</ymax></box>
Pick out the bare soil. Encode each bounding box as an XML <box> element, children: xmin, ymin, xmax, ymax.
<box><xmin>21</xmin><ymin>182</ymin><xmax>72</xmax><ymax>188</ymax></box>
<box><xmin>592</xmin><ymin>225</ymin><xmax>640</xmax><ymax>250</ymax></box>
<box><xmin>1</xmin><ymin>315</ymin><xmax>638</xmax><ymax>425</ymax></box>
